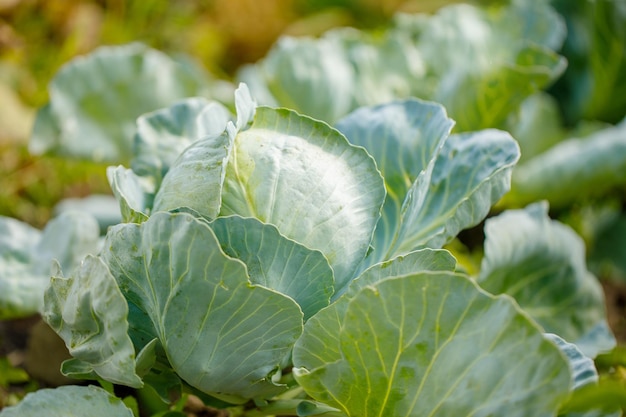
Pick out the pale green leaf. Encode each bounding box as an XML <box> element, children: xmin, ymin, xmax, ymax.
<box><xmin>244</xmin><ymin>36</ymin><xmax>355</xmax><ymax>124</ymax></box>
<box><xmin>432</xmin><ymin>45</ymin><xmax>566</xmax><ymax>131</ymax></box>
<box><xmin>396</xmin><ymin>2</ymin><xmax>566</xmax><ymax>130</ymax></box>
<box><xmin>235</xmin><ymin>82</ymin><xmax>256</xmax><ymax>130</ymax></box>
<box><xmin>29</xmin><ymin>43</ymin><xmax>209</xmax><ymax>162</ymax></box>
<box><xmin>152</xmin><ymin>130</ymin><xmax>233</xmax><ymax>219</ymax></box>
<box><xmin>107</xmin><ymin>165</ymin><xmax>152</xmax><ymax>223</ymax></box>
<box><xmin>297</xmin><ymin>250</ymin><xmax>457</xmax><ymax>371</ymax></box>
<box><xmin>335</xmin><ymin>99</ymin><xmax>454</xmax><ymax>267</ymax></box>
<box><xmin>509</xmin><ymin>118</ymin><xmax>626</xmax><ymax>209</ymax></box>
<box><xmin>43</xmin><ymin>255</ymin><xmax>143</xmax><ymax>387</ymax></box>
<box><xmin>478</xmin><ymin>202</ymin><xmax>616</xmax><ymax>357</ymax></box>
<box><xmin>101</xmin><ymin>212</ymin><xmax>303</xmax><ymax>399</ymax></box>
<box><xmin>294</xmin><ymin>273</ymin><xmax>571</xmax><ymax>417</ymax></box>
<box><xmin>132</xmin><ymin>97</ymin><xmax>232</xmax><ymax>183</ymax></box>
<box><xmin>506</xmin><ymin>93</ymin><xmax>566</xmax><ymax>163</ymax></box>
<box><xmin>53</xmin><ymin>194</ymin><xmax>121</xmax><ymax>233</ymax></box>
<box><xmin>392</xmin><ymin>129</ymin><xmax>519</xmax><ymax>255</ymax></box>
<box><xmin>545</xmin><ymin>334</ymin><xmax>597</xmax><ymax>390</ymax></box>
<box><xmin>210</xmin><ymin>215</ymin><xmax>334</xmax><ymax>320</ymax></box>
<box><xmin>0</xmin><ymin>212</ymin><xmax>100</xmax><ymax>319</ymax></box>
<box><xmin>220</xmin><ymin>106</ymin><xmax>385</xmax><ymax>292</ymax></box>
<box><xmin>0</xmin><ymin>385</ymin><xmax>134</xmax><ymax>417</ymax></box>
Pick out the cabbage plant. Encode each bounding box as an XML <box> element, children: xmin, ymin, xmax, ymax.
<box><xmin>0</xmin><ymin>83</ymin><xmax>617</xmax><ymax>417</ymax></box>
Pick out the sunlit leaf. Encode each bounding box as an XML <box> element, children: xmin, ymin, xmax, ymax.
<box><xmin>294</xmin><ymin>273</ymin><xmax>571</xmax><ymax>417</ymax></box>
<box><xmin>220</xmin><ymin>106</ymin><xmax>385</xmax><ymax>292</ymax></box>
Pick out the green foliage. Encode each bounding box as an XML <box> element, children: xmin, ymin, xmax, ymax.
<box><xmin>1</xmin><ymin>0</ymin><xmax>625</xmax><ymax>415</ymax></box>
<box><xmin>239</xmin><ymin>1</ymin><xmax>566</xmax><ymax>129</ymax></box>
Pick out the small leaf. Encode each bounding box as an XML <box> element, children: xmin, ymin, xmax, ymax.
<box><xmin>43</xmin><ymin>255</ymin><xmax>143</xmax><ymax>388</ymax></box>
<box><xmin>152</xmin><ymin>130</ymin><xmax>233</xmax><ymax>219</ymax></box>
<box><xmin>0</xmin><ymin>385</ymin><xmax>134</xmax><ymax>417</ymax></box>
<box><xmin>235</xmin><ymin>82</ymin><xmax>256</xmax><ymax>130</ymax></box>
<box><xmin>210</xmin><ymin>215</ymin><xmax>334</xmax><ymax>320</ymax></box>
<box><xmin>107</xmin><ymin>166</ymin><xmax>152</xmax><ymax>223</ymax></box>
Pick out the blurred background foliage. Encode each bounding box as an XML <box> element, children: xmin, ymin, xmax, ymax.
<box><xmin>0</xmin><ymin>0</ymin><xmax>625</xmax><ymax>227</ymax></box>
<box><xmin>0</xmin><ymin>0</ymin><xmax>463</xmax><ymax>227</ymax></box>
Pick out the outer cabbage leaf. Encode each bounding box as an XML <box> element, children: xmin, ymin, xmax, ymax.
<box><xmin>507</xmin><ymin>118</ymin><xmax>626</xmax><ymax>209</ymax></box>
<box><xmin>0</xmin><ymin>385</ymin><xmax>134</xmax><ymax>417</ymax></box>
<box><xmin>30</xmin><ymin>43</ymin><xmax>210</xmax><ymax>162</ymax></box>
<box><xmin>209</xmin><ymin>215</ymin><xmax>334</xmax><ymax>320</ymax></box>
<box><xmin>478</xmin><ymin>202</ymin><xmax>616</xmax><ymax>358</ymax></box>
<box><xmin>101</xmin><ymin>212</ymin><xmax>303</xmax><ymax>400</ymax></box>
<box><xmin>0</xmin><ymin>212</ymin><xmax>100</xmax><ymax>319</ymax></box>
<box><xmin>43</xmin><ymin>255</ymin><xmax>143</xmax><ymax>387</ymax></box>
<box><xmin>391</xmin><ymin>129</ymin><xmax>519</xmax><ymax>255</ymax></box>
<box><xmin>131</xmin><ymin>97</ymin><xmax>232</xmax><ymax>184</ymax></box>
<box><xmin>293</xmin><ymin>272</ymin><xmax>571</xmax><ymax>417</ymax></box>
<box><xmin>296</xmin><ymin>249</ymin><xmax>457</xmax><ymax>371</ymax></box>
<box><xmin>220</xmin><ymin>105</ymin><xmax>385</xmax><ymax>292</ymax></box>
<box><xmin>546</xmin><ymin>334</ymin><xmax>621</xmax><ymax>417</ymax></box>
<box><xmin>335</xmin><ymin>99</ymin><xmax>454</xmax><ymax>267</ymax></box>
